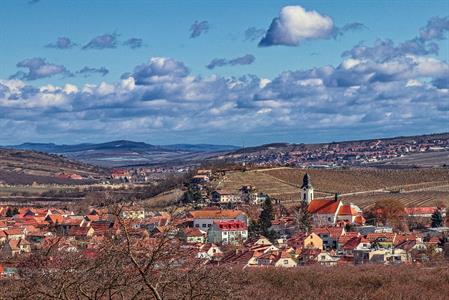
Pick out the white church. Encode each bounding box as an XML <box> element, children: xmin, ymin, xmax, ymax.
<box><xmin>300</xmin><ymin>173</ymin><xmax>364</xmax><ymax>226</ymax></box>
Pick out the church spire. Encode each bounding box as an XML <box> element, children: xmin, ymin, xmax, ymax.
<box><xmin>300</xmin><ymin>173</ymin><xmax>314</xmax><ymax>204</ymax></box>
<box><xmin>301</xmin><ymin>173</ymin><xmax>312</xmax><ymax>189</ymax></box>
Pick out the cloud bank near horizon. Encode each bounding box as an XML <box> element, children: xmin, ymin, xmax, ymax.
<box><xmin>0</xmin><ymin>14</ymin><xmax>448</xmax><ymax>144</ymax></box>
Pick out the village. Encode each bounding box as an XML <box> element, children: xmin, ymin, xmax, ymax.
<box><xmin>226</xmin><ymin>136</ymin><xmax>449</xmax><ymax>168</ymax></box>
<box><xmin>1</xmin><ymin>168</ymin><xmax>449</xmax><ymax>279</ymax></box>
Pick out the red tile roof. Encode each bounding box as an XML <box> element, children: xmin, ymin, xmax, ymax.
<box><xmin>308</xmin><ymin>199</ymin><xmax>341</xmax><ymax>214</ymax></box>
<box><xmin>213</xmin><ymin>220</ymin><xmax>247</xmax><ymax>231</ymax></box>
<box><xmin>188</xmin><ymin>209</ymin><xmax>245</xmax><ymax>219</ymax></box>
<box><xmin>338</xmin><ymin>204</ymin><xmax>359</xmax><ymax>216</ymax></box>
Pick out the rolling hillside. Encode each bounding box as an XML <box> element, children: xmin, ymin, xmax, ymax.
<box><xmin>0</xmin><ymin>148</ymin><xmax>106</xmax><ymax>184</ymax></box>
<box><xmin>9</xmin><ymin>140</ymin><xmax>239</xmax><ymax>167</ymax></box>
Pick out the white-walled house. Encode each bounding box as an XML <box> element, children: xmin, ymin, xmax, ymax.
<box><xmin>207</xmin><ymin>220</ymin><xmax>248</xmax><ymax>245</ymax></box>
<box><xmin>188</xmin><ymin>209</ymin><xmax>248</xmax><ymax>230</ymax></box>
<box><xmin>211</xmin><ymin>190</ymin><xmax>241</xmax><ymax>203</ymax></box>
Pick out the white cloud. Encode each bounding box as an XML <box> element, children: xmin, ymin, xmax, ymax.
<box><xmin>259</xmin><ymin>5</ymin><xmax>334</xmax><ymax>46</ymax></box>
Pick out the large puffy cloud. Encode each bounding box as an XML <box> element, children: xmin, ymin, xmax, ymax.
<box><xmin>206</xmin><ymin>54</ymin><xmax>255</xmax><ymax>69</ymax></box>
<box><xmin>122</xmin><ymin>57</ymin><xmax>190</xmax><ymax>85</ymax></box>
<box><xmin>259</xmin><ymin>5</ymin><xmax>334</xmax><ymax>46</ymax></box>
<box><xmin>1</xmin><ymin>17</ymin><xmax>449</xmax><ymax>144</ymax></box>
<box><xmin>9</xmin><ymin>58</ymin><xmax>71</xmax><ymax>81</ymax></box>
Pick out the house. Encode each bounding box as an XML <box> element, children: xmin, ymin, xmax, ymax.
<box><xmin>111</xmin><ymin>169</ymin><xmax>129</xmax><ymax>181</ymax></box>
<box><xmin>1</xmin><ymin>239</ymin><xmax>31</xmax><ymax>257</ymax></box>
<box><xmin>207</xmin><ymin>220</ymin><xmax>248</xmax><ymax>245</ymax></box>
<box><xmin>255</xmin><ymin>250</ymin><xmax>280</xmax><ymax>266</ymax></box>
<box><xmin>3</xmin><ymin>229</ymin><xmax>25</xmax><ymax>240</ymax></box>
<box><xmin>405</xmin><ymin>207</ymin><xmax>445</xmax><ymax>218</ymax></box>
<box><xmin>211</xmin><ymin>190</ymin><xmax>241</xmax><ymax>203</ymax></box>
<box><xmin>369</xmin><ymin>249</ymin><xmax>409</xmax><ymax>264</ymax></box>
<box><xmin>120</xmin><ymin>206</ymin><xmax>145</xmax><ymax>220</ymax></box>
<box><xmin>254</xmin><ymin>236</ymin><xmax>272</xmax><ymax>246</ymax></box>
<box><xmin>178</xmin><ymin>228</ymin><xmax>206</xmax><ymax>244</ymax></box>
<box><xmin>312</xmin><ymin>227</ymin><xmax>345</xmax><ymax>249</ymax></box>
<box><xmin>188</xmin><ymin>209</ymin><xmax>248</xmax><ymax>230</ymax></box>
<box><xmin>274</xmin><ymin>251</ymin><xmax>298</xmax><ymax>268</ymax></box>
<box><xmin>366</xmin><ymin>233</ymin><xmax>396</xmax><ymax>249</ymax></box>
<box><xmin>251</xmin><ymin>192</ymin><xmax>269</xmax><ymax>205</ymax></box>
<box><xmin>395</xmin><ymin>240</ymin><xmax>428</xmax><ymax>262</ymax></box>
<box><xmin>316</xmin><ymin>251</ymin><xmax>339</xmax><ymax>266</ymax></box>
<box><xmin>196</xmin><ymin>243</ymin><xmax>223</xmax><ymax>260</ymax></box>
<box><xmin>304</xmin><ymin>233</ymin><xmax>323</xmax><ymax>250</ymax></box>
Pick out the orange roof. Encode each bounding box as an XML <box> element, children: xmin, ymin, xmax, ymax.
<box><xmin>183</xmin><ymin>228</ymin><xmax>204</xmax><ymax>237</ymax></box>
<box><xmin>308</xmin><ymin>199</ymin><xmax>341</xmax><ymax>214</ymax></box>
<box><xmin>354</xmin><ymin>215</ymin><xmax>365</xmax><ymax>225</ymax></box>
<box><xmin>188</xmin><ymin>209</ymin><xmax>245</xmax><ymax>219</ymax></box>
<box><xmin>366</xmin><ymin>233</ymin><xmax>396</xmax><ymax>243</ymax></box>
<box><xmin>338</xmin><ymin>204</ymin><xmax>359</xmax><ymax>216</ymax></box>
<box><xmin>47</xmin><ymin>215</ymin><xmax>64</xmax><ymax>224</ymax></box>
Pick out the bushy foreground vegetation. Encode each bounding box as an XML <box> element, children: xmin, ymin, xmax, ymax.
<box><xmin>236</xmin><ymin>265</ymin><xmax>449</xmax><ymax>300</ymax></box>
<box><xmin>3</xmin><ymin>263</ymin><xmax>449</xmax><ymax>300</ymax></box>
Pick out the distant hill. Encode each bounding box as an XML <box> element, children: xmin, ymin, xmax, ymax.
<box><xmin>0</xmin><ymin>148</ymin><xmax>106</xmax><ymax>184</ymax></box>
<box><xmin>8</xmin><ymin>140</ymin><xmax>240</xmax><ymax>168</ymax></box>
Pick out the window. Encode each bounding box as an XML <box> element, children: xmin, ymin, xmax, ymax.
<box><xmin>202</xmin><ymin>224</ymin><xmax>207</xmax><ymax>228</ymax></box>
<box><xmin>195</xmin><ymin>224</ymin><xmax>199</xmax><ymax>228</ymax></box>
<box><xmin>284</xmin><ymin>260</ymin><xmax>288</xmax><ymax>265</ymax></box>
<box><xmin>208</xmin><ymin>224</ymin><xmax>211</xmax><ymax>227</ymax></box>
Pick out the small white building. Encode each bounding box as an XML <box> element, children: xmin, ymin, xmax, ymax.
<box><xmin>211</xmin><ymin>190</ymin><xmax>241</xmax><ymax>203</ymax></box>
<box><xmin>251</xmin><ymin>192</ymin><xmax>268</xmax><ymax>205</ymax></box>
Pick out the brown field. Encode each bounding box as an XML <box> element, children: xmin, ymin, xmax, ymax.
<box><xmin>140</xmin><ymin>188</ymin><xmax>184</xmax><ymax>208</ymax></box>
<box><xmin>343</xmin><ymin>191</ymin><xmax>449</xmax><ymax>209</ymax></box>
<box><xmin>215</xmin><ymin>167</ymin><xmax>449</xmax><ymax>207</ymax></box>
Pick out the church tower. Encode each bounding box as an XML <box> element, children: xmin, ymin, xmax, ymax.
<box><xmin>300</xmin><ymin>173</ymin><xmax>314</xmax><ymax>204</ymax></box>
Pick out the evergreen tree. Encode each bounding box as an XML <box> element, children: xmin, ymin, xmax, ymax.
<box><xmin>181</xmin><ymin>188</ymin><xmax>202</xmax><ymax>204</ymax></box>
<box><xmin>295</xmin><ymin>199</ymin><xmax>312</xmax><ymax>233</ymax></box>
<box><xmin>431</xmin><ymin>209</ymin><xmax>444</xmax><ymax>228</ymax></box>
<box><xmin>5</xmin><ymin>207</ymin><xmax>13</xmax><ymax>217</ymax></box>
<box><xmin>258</xmin><ymin>197</ymin><xmax>274</xmax><ymax>236</ymax></box>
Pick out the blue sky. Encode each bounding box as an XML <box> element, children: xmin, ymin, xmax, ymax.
<box><xmin>0</xmin><ymin>0</ymin><xmax>448</xmax><ymax>145</ymax></box>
